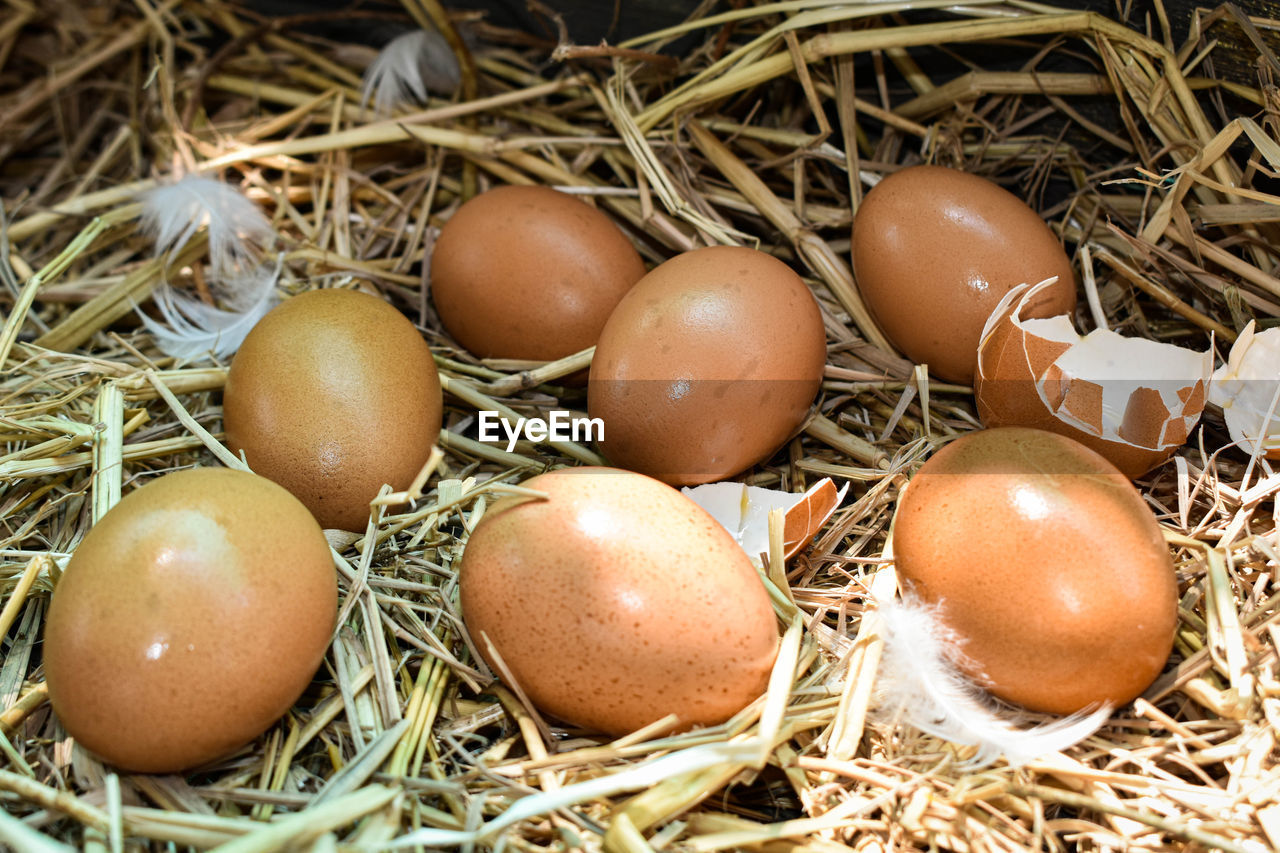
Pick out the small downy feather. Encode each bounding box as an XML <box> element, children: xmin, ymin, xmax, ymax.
<box><xmin>872</xmin><ymin>592</ymin><xmax>1110</xmax><ymax>768</ymax></box>
<box><xmin>137</xmin><ymin>259</ymin><xmax>280</xmax><ymax>361</ymax></box>
<box><xmin>361</xmin><ymin>29</ymin><xmax>461</xmax><ymax>115</ymax></box>
<box><xmin>137</xmin><ymin>175</ymin><xmax>279</xmax><ymax>360</ymax></box>
<box><xmin>139</xmin><ymin>175</ymin><xmax>274</xmax><ymax>277</ymax></box>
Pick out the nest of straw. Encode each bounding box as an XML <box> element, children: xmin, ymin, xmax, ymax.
<box><xmin>2</xmin><ymin>0</ymin><xmax>1279</xmax><ymax>850</ymax></box>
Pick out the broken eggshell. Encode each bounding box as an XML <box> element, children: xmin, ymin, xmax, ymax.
<box><xmin>975</xmin><ymin>279</ymin><xmax>1213</xmax><ymax>479</ymax></box>
<box><xmin>682</xmin><ymin>477</ymin><xmax>846</xmax><ymax>565</ymax></box>
<box><xmin>1208</xmin><ymin>321</ymin><xmax>1280</xmax><ymax>459</ymax></box>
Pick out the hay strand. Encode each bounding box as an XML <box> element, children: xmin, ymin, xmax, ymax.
<box><xmin>2</xmin><ymin>0</ymin><xmax>1280</xmax><ymax>850</ymax></box>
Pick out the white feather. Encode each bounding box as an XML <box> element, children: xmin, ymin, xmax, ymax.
<box><xmin>138</xmin><ymin>260</ymin><xmax>280</xmax><ymax>361</ymax></box>
<box><xmin>139</xmin><ymin>175</ymin><xmax>274</xmax><ymax>277</ymax></box>
<box><xmin>361</xmin><ymin>29</ymin><xmax>461</xmax><ymax>115</ymax></box>
<box><xmin>872</xmin><ymin>592</ymin><xmax>1110</xmax><ymax>768</ymax></box>
<box><xmin>136</xmin><ymin>175</ymin><xmax>279</xmax><ymax>360</ymax></box>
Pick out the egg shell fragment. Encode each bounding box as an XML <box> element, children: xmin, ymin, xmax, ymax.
<box><xmin>850</xmin><ymin>164</ymin><xmax>1077</xmax><ymax>384</ymax></box>
<box><xmin>430</xmin><ymin>184</ymin><xmax>646</xmax><ymax>361</ymax></box>
<box><xmin>892</xmin><ymin>427</ymin><xmax>1178</xmax><ymax>715</ymax></box>
<box><xmin>458</xmin><ymin>466</ymin><xmax>779</xmax><ymax>736</ymax></box>
<box><xmin>588</xmin><ymin>245</ymin><xmax>826</xmax><ymax>486</ymax></box>
<box><xmin>975</xmin><ymin>281</ymin><xmax>1212</xmax><ymax>478</ymax></box>
<box><xmin>1208</xmin><ymin>320</ymin><xmax>1280</xmax><ymax>458</ymax></box>
<box><xmin>43</xmin><ymin>468</ymin><xmax>337</xmax><ymax>774</ymax></box>
<box><xmin>682</xmin><ymin>477</ymin><xmax>846</xmax><ymax>564</ymax></box>
<box><xmin>223</xmin><ymin>288</ymin><xmax>443</xmax><ymax>531</ymax></box>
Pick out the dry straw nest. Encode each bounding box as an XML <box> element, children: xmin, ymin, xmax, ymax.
<box><xmin>2</xmin><ymin>0</ymin><xmax>1280</xmax><ymax>850</ymax></box>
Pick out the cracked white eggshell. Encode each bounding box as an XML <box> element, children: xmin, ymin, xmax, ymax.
<box><xmin>682</xmin><ymin>477</ymin><xmax>845</xmax><ymax>565</ymax></box>
<box><xmin>975</xmin><ymin>280</ymin><xmax>1212</xmax><ymax>478</ymax></box>
<box><xmin>1208</xmin><ymin>321</ymin><xmax>1280</xmax><ymax>458</ymax></box>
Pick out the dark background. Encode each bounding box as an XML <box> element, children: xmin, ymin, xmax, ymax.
<box><xmin>241</xmin><ymin>2</ymin><xmax>1198</xmax><ymax>45</ymax></box>
<box><xmin>248</xmin><ymin>1</ymin><xmax>1280</xmax><ymax>89</ymax></box>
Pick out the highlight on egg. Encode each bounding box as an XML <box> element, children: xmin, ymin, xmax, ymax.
<box><xmin>43</xmin><ymin>468</ymin><xmax>337</xmax><ymax>774</ymax></box>
<box><xmin>458</xmin><ymin>466</ymin><xmax>780</xmax><ymax>736</ymax></box>
<box><xmin>975</xmin><ymin>280</ymin><xmax>1213</xmax><ymax>478</ymax></box>
<box><xmin>588</xmin><ymin>245</ymin><xmax>827</xmax><ymax>486</ymax></box>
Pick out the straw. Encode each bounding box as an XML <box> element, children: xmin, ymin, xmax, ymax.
<box><xmin>1</xmin><ymin>0</ymin><xmax>1278</xmax><ymax>850</ymax></box>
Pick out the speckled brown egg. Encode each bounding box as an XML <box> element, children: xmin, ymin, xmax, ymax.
<box><xmin>43</xmin><ymin>468</ymin><xmax>336</xmax><ymax>773</ymax></box>
<box><xmin>430</xmin><ymin>184</ymin><xmax>646</xmax><ymax>360</ymax></box>
<box><xmin>588</xmin><ymin>245</ymin><xmax>826</xmax><ymax>486</ymax></box>
<box><xmin>459</xmin><ymin>466</ymin><xmax>779</xmax><ymax>735</ymax></box>
<box><xmin>851</xmin><ymin>165</ymin><xmax>1077</xmax><ymax>384</ymax></box>
<box><xmin>223</xmin><ymin>288</ymin><xmax>443</xmax><ymax>531</ymax></box>
<box><xmin>892</xmin><ymin>427</ymin><xmax>1178</xmax><ymax>714</ymax></box>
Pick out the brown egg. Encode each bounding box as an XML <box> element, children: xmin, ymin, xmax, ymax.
<box><xmin>588</xmin><ymin>245</ymin><xmax>826</xmax><ymax>486</ymax></box>
<box><xmin>43</xmin><ymin>468</ymin><xmax>336</xmax><ymax>773</ymax></box>
<box><xmin>459</xmin><ymin>466</ymin><xmax>779</xmax><ymax>735</ymax></box>
<box><xmin>892</xmin><ymin>427</ymin><xmax>1178</xmax><ymax>714</ymax></box>
<box><xmin>430</xmin><ymin>184</ymin><xmax>646</xmax><ymax>360</ymax></box>
<box><xmin>851</xmin><ymin>164</ymin><xmax>1077</xmax><ymax>384</ymax></box>
<box><xmin>223</xmin><ymin>288</ymin><xmax>443</xmax><ymax>531</ymax></box>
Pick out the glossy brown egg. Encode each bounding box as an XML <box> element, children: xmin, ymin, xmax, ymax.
<box><xmin>430</xmin><ymin>184</ymin><xmax>646</xmax><ymax>360</ymax></box>
<box><xmin>43</xmin><ymin>468</ymin><xmax>336</xmax><ymax>773</ymax></box>
<box><xmin>892</xmin><ymin>427</ymin><xmax>1178</xmax><ymax>714</ymax></box>
<box><xmin>223</xmin><ymin>288</ymin><xmax>443</xmax><ymax>531</ymax></box>
<box><xmin>851</xmin><ymin>165</ymin><xmax>1077</xmax><ymax>384</ymax></box>
<box><xmin>459</xmin><ymin>466</ymin><xmax>779</xmax><ymax>735</ymax></box>
<box><xmin>588</xmin><ymin>245</ymin><xmax>826</xmax><ymax>486</ymax></box>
